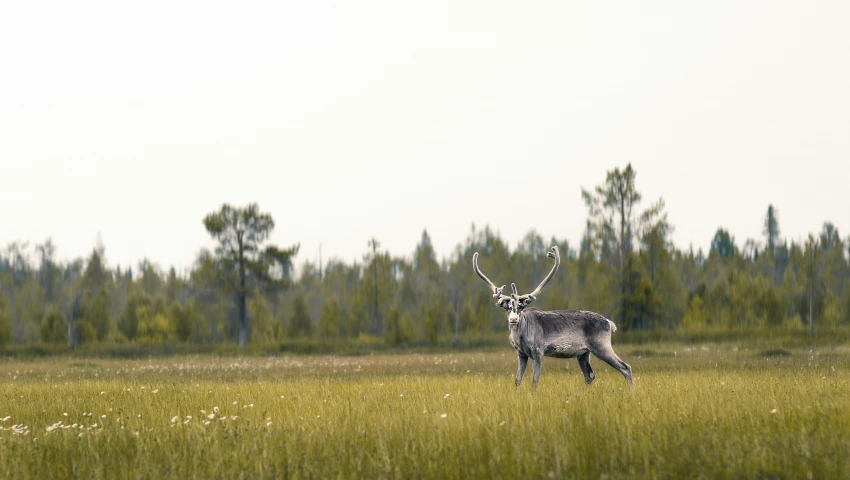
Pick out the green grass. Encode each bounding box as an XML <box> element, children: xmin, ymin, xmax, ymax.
<box><xmin>1</xmin><ymin>345</ymin><xmax>849</xmax><ymax>479</ymax></box>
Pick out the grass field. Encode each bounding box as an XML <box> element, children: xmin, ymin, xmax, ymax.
<box><xmin>1</xmin><ymin>344</ymin><xmax>849</xmax><ymax>479</ymax></box>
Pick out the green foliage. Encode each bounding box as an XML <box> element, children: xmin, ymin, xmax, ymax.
<box><xmin>342</xmin><ymin>301</ymin><xmax>366</xmax><ymax>339</ymax></box>
<box><xmin>581</xmin><ymin>163</ymin><xmax>641</xmax><ymax>265</ymax></box>
<box><xmin>1</xmin><ymin>168</ymin><xmax>848</xmax><ymax>349</ymax></box>
<box><xmin>581</xmin><ymin>164</ymin><xmax>669</xmax><ymax>325</ymax></box>
<box><xmin>77</xmin><ymin>245</ymin><xmax>113</xmax><ymax>342</ymax></box>
<box><xmin>472</xmin><ymin>303</ymin><xmax>492</xmax><ymax>337</ymax></box>
<box><xmin>118</xmin><ymin>293</ymin><xmax>152</xmax><ymax>341</ymax></box>
<box><xmin>422</xmin><ymin>305</ymin><xmax>441</xmax><ymax>344</ymax></box>
<box><xmin>289</xmin><ymin>294</ymin><xmax>313</xmax><ymax>338</ymax></box>
<box><xmin>39</xmin><ymin>306</ymin><xmax>67</xmax><ymax>344</ymax></box>
<box><xmin>17</xmin><ymin>278</ymin><xmax>46</xmax><ymax>343</ymax></box>
<box><xmin>81</xmin><ymin>288</ymin><xmax>111</xmax><ymax>341</ymax></box>
<box><xmin>318</xmin><ymin>295</ymin><xmax>341</xmax><ymax>340</ymax></box>
<box><xmin>0</xmin><ymin>297</ymin><xmax>12</xmax><ymax>346</ymax></box>
<box><xmin>137</xmin><ymin>311</ymin><xmax>173</xmax><ymax>343</ymax></box>
<box><xmin>764</xmin><ymin>204</ymin><xmax>780</xmax><ymax>254</ymax></box>
<box><xmin>171</xmin><ymin>303</ymin><xmax>197</xmax><ymax>343</ymax></box>
<box><xmin>203</xmin><ymin>203</ymin><xmax>299</xmax><ymax>347</ymax></box>
<box><xmin>458</xmin><ymin>303</ymin><xmax>474</xmax><ymax>335</ymax></box>
<box><xmin>247</xmin><ymin>297</ymin><xmax>274</xmax><ymax>343</ymax></box>
<box><xmin>75</xmin><ymin>320</ymin><xmax>97</xmax><ymax>344</ymax></box>
<box><xmin>360</xmin><ymin>238</ymin><xmax>394</xmax><ymax>335</ymax></box>
<box><xmin>384</xmin><ymin>308</ymin><xmax>415</xmax><ymax>345</ymax></box>
<box><xmin>844</xmin><ymin>290</ymin><xmax>850</xmax><ymax>325</ymax></box>
<box><xmin>681</xmin><ymin>296</ymin><xmax>706</xmax><ymax>330</ymax></box>
<box><xmin>710</xmin><ymin>228</ymin><xmax>738</xmax><ymax>259</ymax></box>
<box><xmin>624</xmin><ymin>269</ymin><xmax>662</xmax><ymax>329</ymax></box>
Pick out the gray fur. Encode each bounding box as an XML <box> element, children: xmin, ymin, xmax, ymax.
<box><xmin>474</xmin><ymin>246</ymin><xmax>633</xmax><ymax>388</ymax></box>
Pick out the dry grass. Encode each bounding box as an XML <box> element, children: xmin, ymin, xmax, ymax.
<box><xmin>1</xmin><ymin>345</ymin><xmax>849</xmax><ymax>478</ymax></box>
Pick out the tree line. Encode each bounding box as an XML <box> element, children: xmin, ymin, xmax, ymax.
<box><xmin>1</xmin><ymin>164</ymin><xmax>849</xmax><ymax>348</ymax></box>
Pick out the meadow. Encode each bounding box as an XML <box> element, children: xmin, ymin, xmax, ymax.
<box><xmin>1</xmin><ymin>344</ymin><xmax>849</xmax><ymax>479</ymax></box>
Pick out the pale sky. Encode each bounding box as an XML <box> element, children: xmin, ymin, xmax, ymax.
<box><xmin>2</xmin><ymin>1</ymin><xmax>848</xmax><ymax>274</ymax></box>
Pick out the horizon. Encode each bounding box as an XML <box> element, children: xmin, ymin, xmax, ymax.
<box><xmin>2</xmin><ymin>202</ymin><xmax>845</xmax><ymax>277</ymax></box>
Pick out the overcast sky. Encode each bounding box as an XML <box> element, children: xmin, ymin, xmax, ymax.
<box><xmin>2</xmin><ymin>1</ymin><xmax>848</xmax><ymax>273</ymax></box>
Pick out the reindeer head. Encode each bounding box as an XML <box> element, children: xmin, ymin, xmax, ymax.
<box><xmin>472</xmin><ymin>246</ymin><xmax>560</xmax><ymax>327</ymax></box>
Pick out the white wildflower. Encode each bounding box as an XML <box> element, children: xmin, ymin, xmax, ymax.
<box><xmin>171</xmin><ymin>416</ymin><xmax>179</xmax><ymax>423</ymax></box>
<box><xmin>440</xmin><ymin>413</ymin><xmax>447</xmax><ymax>418</ymax></box>
<box><xmin>207</xmin><ymin>413</ymin><xmax>215</xmax><ymax>420</ymax></box>
<box><xmin>444</xmin><ymin>394</ymin><xmax>450</xmax><ymax>399</ymax></box>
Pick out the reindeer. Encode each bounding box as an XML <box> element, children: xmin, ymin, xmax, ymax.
<box><xmin>473</xmin><ymin>246</ymin><xmax>633</xmax><ymax>387</ymax></box>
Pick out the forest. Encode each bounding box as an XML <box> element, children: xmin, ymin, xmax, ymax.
<box><xmin>1</xmin><ymin>165</ymin><xmax>848</xmax><ymax>350</ymax></box>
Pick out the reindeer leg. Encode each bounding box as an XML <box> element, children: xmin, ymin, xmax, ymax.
<box><xmin>531</xmin><ymin>352</ymin><xmax>543</xmax><ymax>388</ymax></box>
<box><xmin>515</xmin><ymin>353</ymin><xmax>529</xmax><ymax>387</ymax></box>
<box><xmin>577</xmin><ymin>351</ymin><xmax>595</xmax><ymax>385</ymax></box>
<box><xmin>593</xmin><ymin>346</ymin><xmax>633</xmax><ymax>386</ymax></box>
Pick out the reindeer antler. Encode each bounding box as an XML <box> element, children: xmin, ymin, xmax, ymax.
<box><xmin>473</xmin><ymin>252</ymin><xmax>505</xmax><ymax>298</ymax></box>
<box><xmin>525</xmin><ymin>246</ymin><xmax>560</xmax><ymax>298</ymax></box>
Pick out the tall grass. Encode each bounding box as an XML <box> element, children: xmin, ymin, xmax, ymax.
<box><xmin>1</xmin><ymin>347</ymin><xmax>849</xmax><ymax>478</ymax></box>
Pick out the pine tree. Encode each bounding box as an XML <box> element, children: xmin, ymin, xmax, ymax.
<box><xmin>289</xmin><ymin>294</ymin><xmax>313</xmax><ymax>338</ymax></box>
